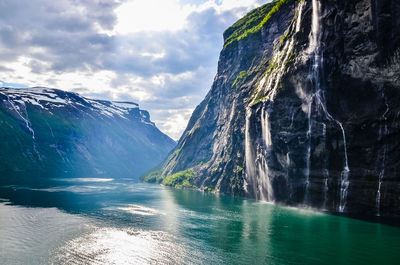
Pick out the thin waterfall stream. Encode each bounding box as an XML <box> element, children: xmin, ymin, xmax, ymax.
<box><xmin>5</xmin><ymin>95</ymin><xmax>40</xmax><ymax>158</ymax></box>
<box><xmin>244</xmin><ymin>1</ymin><xmax>306</xmax><ymax>203</ymax></box>
<box><xmin>376</xmin><ymin>91</ymin><xmax>389</xmax><ymax>216</ymax></box>
<box><xmin>306</xmin><ymin>0</ymin><xmax>350</xmax><ymax>211</ymax></box>
<box><xmin>244</xmin><ymin>107</ymin><xmax>274</xmax><ymax>202</ymax></box>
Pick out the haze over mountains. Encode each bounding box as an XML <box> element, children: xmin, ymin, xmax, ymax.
<box><xmin>0</xmin><ymin>87</ymin><xmax>175</xmax><ymax>186</ymax></box>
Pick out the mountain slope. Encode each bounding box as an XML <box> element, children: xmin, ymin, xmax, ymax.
<box><xmin>146</xmin><ymin>0</ymin><xmax>400</xmax><ymax>217</ymax></box>
<box><xmin>0</xmin><ymin>87</ymin><xmax>175</xmax><ymax>185</ymax></box>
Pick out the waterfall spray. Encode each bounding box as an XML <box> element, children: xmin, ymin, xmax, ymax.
<box><xmin>245</xmin><ymin>107</ymin><xmax>274</xmax><ymax>202</ymax></box>
<box><xmin>244</xmin><ymin>108</ymin><xmax>257</xmax><ymax>197</ymax></box>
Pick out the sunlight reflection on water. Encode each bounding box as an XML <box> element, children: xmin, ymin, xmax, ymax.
<box><xmin>0</xmin><ymin>181</ymin><xmax>399</xmax><ymax>265</ymax></box>
<box><xmin>53</xmin><ymin>227</ymin><xmax>186</xmax><ymax>265</ymax></box>
<box><xmin>116</xmin><ymin>204</ymin><xmax>166</xmax><ymax>216</ymax></box>
<box><xmin>54</xmin><ymin>178</ymin><xmax>114</xmax><ymax>183</ymax></box>
<box><xmin>1</xmin><ymin>185</ymin><xmax>117</xmax><ymax>193</ymax></box>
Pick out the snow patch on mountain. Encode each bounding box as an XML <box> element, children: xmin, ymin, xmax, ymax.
<box><xmin>0</xmin><ymin>87</ymin><xmax>151</xmax><ymax>123</ymax></box>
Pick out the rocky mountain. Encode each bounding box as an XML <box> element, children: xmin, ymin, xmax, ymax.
<box><xmin>146</xmin><ymin>0</ymin><xmax>400</xmax><ymax>217</ymax></box>
<box><xmin>0</xmin><ymin>87</ymin><xmax>175</xmax><ymax>185</ymax></box>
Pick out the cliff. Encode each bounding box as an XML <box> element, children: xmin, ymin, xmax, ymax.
<box><xmin>145</xmin><ymin>0</ymin><xmax>400</xmax><ymax>217</ymax></box>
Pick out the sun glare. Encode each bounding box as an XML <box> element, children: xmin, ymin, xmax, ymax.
<box><xmin>115</xmin><ymin>0</ymin><xmax>190</xmax><ymax>33</ymax></box>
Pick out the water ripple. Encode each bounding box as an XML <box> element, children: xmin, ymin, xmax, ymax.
<box><xmin>53</xmin><ymin>228</ymin><xmax>188</xmax><ymax>265</ymax></box>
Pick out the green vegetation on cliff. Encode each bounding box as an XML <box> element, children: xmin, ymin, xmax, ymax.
<box><xmin>232</xmin><ymin>70</ymin><xmax>248</xmax><ymax>87</ymax></box>
<box><xmin>141</xmin><ymin>167</ymin><xmax>163</xmax><ymax>183</ymax></box>
<box><xmin>162</xmin><ymin>169</ymin><xmax>195</xmax><ymax>188</ymax></box>
<box><xmin>223</xmin><ymin>0</ymin><xmax>295</xmax><ymax>49</ymax></box>
<box><xmin>142</xmin><ymin>168</ymin><xmax>195</xmax><ymax>189</ymax></box>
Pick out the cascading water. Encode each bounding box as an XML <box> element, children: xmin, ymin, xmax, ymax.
<box><xmin>323</xmin><ymin>176</ymin><xmax>329</xmax><ymax>209</ymax></box>
<box><xmin>259</xmin><ymin>105</ymin><xmax>274</xmax><ymax>202</ymax></box>
<box><xmin>321</xmin><ymin>121</ymin><xmax>329</xmax><ymax>209</ymax></box>
<box><xmin>376</xmin><ymin>161</ymin><xmax>385</xmax><ymax>216</ymax></box>
<box><xmin>304</xmin><ymin>95</ymin><xmax>314</xmax><ymax>203</ymax></box>
<box><xmin>244</xmin><ymin>1</ymin><xmax>306</xmax><ymax>202</ymax></box>
<box><xmin>244</xmin><ymin>108</ymin><xmax>256</xmax><ymax>196</ymax></box>
<box><xmin>7</xmin><ymin>97</ymin><xmax>35</xmax><ymax>139</ymax></box>
<box><xmin>303</xmin><ymin>0</ymin><xmax>321</xmax><ymax>204</ymax></box>
<box><xmin>376</xmin><ymin>92</ymin><xmax>389</xmax><ymax>216</ymax></box>
<box><xmin>337</xmin><ymin>122</ymin><xmax>350</xmax><ymax>212</ymax></box>
<box><xmin>306</xmin><ymin>0</ymin><xmax>350</xmax><ymax>211</ymax></box>
<box><xmin>6</xmin><ymin>96</ymin><xmax>40</xmax><ymax>158</ymax></box>
<box><xmin>304</xmin><ymin>0</ymin><xmax>321</xmax><ymax>204</ymax></box>
<box><xmin>244</xmin><ymin>107</ymin><xmax>274</xmax><ymax>202</ymax></box>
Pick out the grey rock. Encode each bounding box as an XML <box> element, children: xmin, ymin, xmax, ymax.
<box><xmin>153</xmin><ymin>0</ymin><xmax>400</xmax><ymax>217</ymax></box>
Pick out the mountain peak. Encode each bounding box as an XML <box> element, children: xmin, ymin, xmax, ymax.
<box><xmin>0</xmin><ymin>86</ymin><xmax>175</xmax><ymax>182</ymax></box>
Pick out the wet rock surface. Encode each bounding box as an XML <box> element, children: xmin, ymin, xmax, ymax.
<box><xmin>154</xmin><ymin>0</ymin><xmax>400</xmax><ymax>217</ymax></box>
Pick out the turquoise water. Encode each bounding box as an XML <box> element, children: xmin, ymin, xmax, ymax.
<box><xmin>0</xmin><ymin>179</ymin><xmax>399</xmax><ymax>264</ymax></box>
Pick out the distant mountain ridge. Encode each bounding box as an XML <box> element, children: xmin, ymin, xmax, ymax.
<box><xmin>0</xmin><ymin>86</ymin><xmax>175</xmax><ymax>185</ymax></box>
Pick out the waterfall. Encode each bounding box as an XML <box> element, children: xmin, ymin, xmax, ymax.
<box><xmin>260</xmin><ymin>105</ymin><xmax>274</xmax><ymax>202</ymax></box>
<box><xmin>304</xmin><ymin>0</ymin><xmax>320</xmax><ymax>204</ymax></box>
<box><xmin>244</xmin><ymin>0</ymin><xmax>306</xmax><ymax>203</ymax></box>
<box><xmin>244</xmin><ymin>107</ymin><xmax>274</xmax><ymax>202</ymax></box>
<box><xmin>6</xmin><ymin>96</ymin><xmax>40</xmax><ymax>158</ymax></box>
<box><xmin>244</xmin><ymin>108</ymin><xmax>256</xmax><ymax>196</ymax></box>
<box><xmin>337</xmin><ymin>122</ymin><xmax>350</xmax><ymax>212</ymax></box>
<box><xmin>376</xmin><ymin>92</ymin><xmax>389</xmax><ymax>216</ymax></box>
<box><xmin>306</xmin><ymin>0</ymin><xmax>350</xmax><ymax>211</ymax></box>
<box><xmin>376</xmin><ymin>166</ymin><xmax>385</xmax><ymax>216</ymax></box>
<box><xmin>322</xmin><ymin>122</ymin><xmax>329</xmax><ymax>209</ymax></box>
<box><xmin>323</xmin><ymin>176</ymin><xmax>329</xmax><ymax>209</ymax></box>
<box><xmin>7</xmin><ymin>97</ymin><xmax>35</xmax><ymax>139</ymax></box>
<box><xmin>304</xmin><ymin>95</ymin><xmax>314</xmax><ymax>203</ymax></box>
<box><xmin>303</xmin><ymin>0</ymin><xmax>321</xmax><ymax>203</ymax></box>
<box><xmin>261</xmin><ymin>105</ymin><xmax>272</xmax><ymax>147</ymax></box>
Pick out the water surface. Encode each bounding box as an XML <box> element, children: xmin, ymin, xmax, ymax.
<box><xmin>0</xmin><ymin>179</ymin><xmax>399</xmax><ymax>264</ymax></box>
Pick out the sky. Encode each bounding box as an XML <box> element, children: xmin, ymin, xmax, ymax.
<box><xmin>0</xmin><ymin>0</ymin><xmax>268</xmax><ymax>140</ymax></box>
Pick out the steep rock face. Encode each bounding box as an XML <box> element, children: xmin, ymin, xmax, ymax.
<box><xmin>151</xmin><ymin>0</ymin><xmax>400</xmax><ymax>217</ymax></box>
<box><xmin>0</xmin><ymin>87</ymin><xmax>175</xmax><ymax>185</ymax></box>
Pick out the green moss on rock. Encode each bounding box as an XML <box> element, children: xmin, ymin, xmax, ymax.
<box><xmin>162</xmin><ymin>169</ymin><xmax>195</xmax><ymax>189</ymax></box>
<box><xmin>223</xmin><ymin>0</ymin><xmax>295</xmax><ymax>49</ymax></box>
<box><xmin>203</xmin><ymin>186</ymin><xmax>214</xmax><ymax>192</ymax></box>
<box><xmin>141</xmin><ymin>167</ymin><xmax>163</xmax><ymax>183</ymax></box>
<box><xmin>232</xmin><ymin>70</ymin><xmax>248</xmax><ymax>87</ymax></box>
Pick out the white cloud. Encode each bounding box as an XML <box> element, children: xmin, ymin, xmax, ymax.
<box><xmin>141</xmin><ymin>52</ymin><xmax>166</xmax><ymax>59</ymax></box>
<box><xmin>0</xmin><ymin>0</ymin><xmax>271</xmax><ymax>139</ymax></box>
<box><xmin>190</xmin><ymin>0</ymin><xmax>264</xmax><ymax>17</ymax></box>
<box><xmin>114</xmin><ymin>0</ymin><xmax>264</xmax><ymax>34</ymax></box>
<box><xmin>216</xmin><ymin>0</ymin><xmax>261</xmax><ymax>11</ymax></box>
<box><xmin>151</xmin><ymin>108</ymin><xmax>195</xmax><ymax>140</ymax></box>
<box><xmin>114</xmin><ymin>0</ymin><xmax>191</xmax><ymax>33</ymax></box>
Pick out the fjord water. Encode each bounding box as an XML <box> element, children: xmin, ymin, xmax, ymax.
<box><xmin>0</xmin><ymin>180</ymin><xmax>399</xmax><ymax>265</ymax></box>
